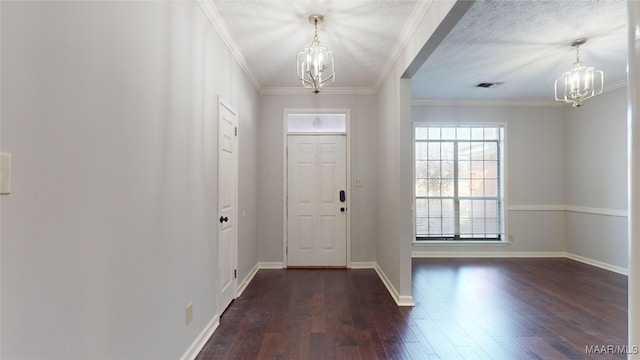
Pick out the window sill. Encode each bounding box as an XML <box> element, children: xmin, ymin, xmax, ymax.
<box><xmin>412</xmin><ymin>240</ymin><xmax>511</xmax><ymax>246</ymax></box>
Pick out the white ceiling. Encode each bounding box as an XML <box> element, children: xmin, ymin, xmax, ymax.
<box><xmin>209</xmin><ymin>0</ymin><xmax>628</xmax><ymax>102</ymax></box>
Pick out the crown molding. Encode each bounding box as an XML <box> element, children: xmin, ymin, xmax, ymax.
<box><xmin>412</xmin><ymin>78</ymin><xmax>629</xmax><ymax>107</ymax></box>
<box><xmin>373</xmin><ymin>1</ymin><xmax>433</xmax><ymax>92</ymax></box>
<box><xmin>411</xmin><ymin>99</ymin><xmax>563</xmax><ymax>107</ymax></box>
<box><xmin>260</xmin><ymin>87</ymin><xmax>376</xmax><ymax>95</ymax></box>
<box><xmin>197</xmin><ymin>1</ymin><xmax>261</xmax><ymax>92</ymax></box>
<box><xmin>606</xmin><ymin>79</ymin><xmax>628</xmax><ymax>92</ymax></box>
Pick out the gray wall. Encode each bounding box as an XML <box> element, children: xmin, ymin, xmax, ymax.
<box><xmin>412</xmin><ymin>88</ymin><xmax>628</xmax><ymax>269</ymax></box>
<box><xmin>1</xmin><ymin>2</ymin><xmax>259</xmax><ymax>358</ymax></box>
<box><xmin>411</xmin><ymin>105</ymin><xmax>567</xmax><ymax>254</ymax></box>
<box><xmin>0</xmin><ymin>0</ymin><xmax>628</xmax><ymax>358</ymax></box>
<box><xmin>564</xmin><ymin>87</ymin><xmax>628</xmax><ymax>268</ymax></box>
<box><xmin>373</xmin><ymin>1</ymin><xmax>458</xmax><ymax>303</ymax></box>
<box><xmin>374</xmin><ymin>77</ymin><xmax>404</xmax><ymax>296</ymax></box>
<box><xmin>257</xmin><ymin>94</ymin><xmax>378</xmax><ymax>264</ymax></box>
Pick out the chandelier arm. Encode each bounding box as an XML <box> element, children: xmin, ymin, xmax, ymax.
<box><xmin>296</xmin><ymin>52</ymin><xmax>309</xmax><ymax>83</ymax></box>
<box><xmin>309</xmin><ymin>71</ymin><xmax>318</xmax><ymax>89</ymax></box>
<box><xmin>324</xmin><ymin>53</ymin><xmax>335</xmax><ymax>83</ymax></box>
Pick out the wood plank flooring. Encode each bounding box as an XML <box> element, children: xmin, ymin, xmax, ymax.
<box><xmin>195</xmin><ymin>258</ymin><xmax>627</xmax><ymax>359</ymax></box>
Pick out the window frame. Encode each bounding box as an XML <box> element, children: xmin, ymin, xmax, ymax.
<box><xmin>413</xmin><ymin>123</ymin><xmax>508</xmax><ymax>243</ymax></box>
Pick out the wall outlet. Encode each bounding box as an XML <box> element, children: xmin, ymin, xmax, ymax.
<box><xmin>0</xmin><ymin>153</ymin><xmax>12</xmax><ymax>195</ymax></box>
<box><xmin>508</xmin><ymin>233</ymin><xmax>514</xmax><ymax>242</ymax></box>
<box><xmin>186</xmin><ymin>303</ymin><xmax>193</xmax><ymax>325</ymax></box>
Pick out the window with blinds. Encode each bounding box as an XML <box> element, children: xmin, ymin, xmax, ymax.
<box><xmin>415</xmin><ymin>125</ymin><xmax>505</xmax><ymax>241</ymax></box>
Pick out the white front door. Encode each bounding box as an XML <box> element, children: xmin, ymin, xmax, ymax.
<box><xmin>218</xmin><ymin>98</ymin><xmax>238</xmax><ymax>313</ymax></box>
<box><xmin>287</xmin><ymin>135</ymin><xmax>347</xmax><ymax>266</ymax></box>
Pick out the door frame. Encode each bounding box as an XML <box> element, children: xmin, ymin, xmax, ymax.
<box><xmin>282</xmin><ymin>109</ymin><xmax>351</xmax><ymax>267</ymax></box>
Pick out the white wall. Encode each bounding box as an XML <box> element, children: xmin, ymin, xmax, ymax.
<box><xmin>237</xmin><ymin>73</ymin><xmax>260</xmax><ymax>283</ymax></box>
<box><xmin>0</xmin><ymin>1</ymin><xmax>258</xmax><ymax>359</ymax></box>
<box><xmin>373</xmin><ymin>1</ymin><xmax>458</xmax><ymax>304</ymax></box>
<box><xmin>257</xmin><ymin>94</ymin><xmax>378</xmax><ymax>264</ymax></box>
<box><xmin>627</xmin><ymin>0</ymin><xmax>640</xmax><ymax>349</ymax></box>
<box><xmin>564</xmin><ymin>87</ymin><xmax>628</xmax><ymax>269</ymax></box>
<box><xmin>411</xmin><ymin>105</ymin><xmax>567</xmax><ymax>254</ymax></box>
<box><xmin>375</xmin><ymin>77</ymin><xmax>403</xmax><ymax>297</ymax></box>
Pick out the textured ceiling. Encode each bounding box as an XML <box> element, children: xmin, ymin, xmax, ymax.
<box><xmin>209</xmin><ymin>0</ymin><xmax>628</xmax><ymax>102</ymax></box>
<box><xmin>412</xmin><ymin>0</ymin><xmax>628</xmax><ymax>102</ymax></box>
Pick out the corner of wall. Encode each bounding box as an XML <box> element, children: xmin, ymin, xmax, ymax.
<box><xmin>374</xmin><ymin>263</ymin><xmax>415</xmax><ymax>307</ymax></box>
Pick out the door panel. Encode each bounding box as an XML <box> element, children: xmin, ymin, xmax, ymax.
<box><xmin>218</xmin><ymin>99</ymin><xmax>237</xmax><ymax>314</ymax></box>
<box><xmin>287</xmin><ymin>135</ymin><xmax>346</xmax><ymax>266</ymax></box>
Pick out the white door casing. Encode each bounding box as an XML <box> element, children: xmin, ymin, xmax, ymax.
<box><xmin>218</xmin><ymin>98</ymin><xmax>238</xmax><ymax>314</ymax></box>
<box><xmin>287</xmin><ymin>135</ymin><xmax>347</xmax><ymax>266</ymax></box>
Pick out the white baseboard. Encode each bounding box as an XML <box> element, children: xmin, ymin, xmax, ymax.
<box><xmin>373</xmin><ymin>263</ymin><xmax>415</xmax><ymax>306</ymax></box>
<box><xmin>412</xmin><ymin>250</ymin><xmax>628</xmax><ymax>276</ymax></box>
<box><xmin>237</xmin><ymin>263</ymin><xmax>259</xmax><ymax>297</ymax></box>
<box><xmin>397</xmin><ymin>295</ymin><xmax>415</xmax><ymax>306</ymax></box>
<box><xmin>350</xmin><ymin>261</ymin><xmax>376</xmax><ymax>269</ymax></box>
<box><xmin>180</xmin><ymin>316</ymin><xmax>220</xmax><ymax>360</ymax></box>
<box><xmin>565</xmin><ymin>252</ymin><xmax>628</xmax><ymax>275</ymax></box>
<box><xmin>412</xmin><ymin>251</ymin><xmax>566</xmax><ymax>258</ymax></box>
<box><xmin>258</xmin><ymin>262</ymin><xmax>285</xmax><ymax>269</ymax></box>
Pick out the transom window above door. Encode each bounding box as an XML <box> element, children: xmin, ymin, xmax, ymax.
<box><xmin>287</xmin><ymin>113</ymin><xmax>346</xmax><ymax>133</ymax></box>
<box><xmin>414</xmin><ymin>125</ymin><xmax>505</xmax><ymax>241</ymax></box>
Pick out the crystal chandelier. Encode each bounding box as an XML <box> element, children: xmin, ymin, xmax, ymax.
<box><xmin>554</xmin><ymin>38</ymin><xmax>604</xmax><ymax>107</ymax></box>
<box><xmin>296</xmin><ymin>15</ymin><xmax>335</xmax><ymax>94</ymax></box>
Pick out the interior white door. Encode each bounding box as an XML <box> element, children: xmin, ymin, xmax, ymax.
<box><xmin>218</xmin><ymin>99</ymin><xmax>238</xmax><ymax>313</ymax></box>
<box><xmin>287</xmin><ymin>135</ymin><xmax>347</xmax><ymax>266</ymax></box>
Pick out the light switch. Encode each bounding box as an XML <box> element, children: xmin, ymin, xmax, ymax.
<box><xmin>354</xmin><ymin>178</ymin><xmax>363</xmax><ymax>187</ymax></box>
<box><xmin>0</xmin><ymin>153</ymin><xmax>11</xmax><ymax>195</ymax></box>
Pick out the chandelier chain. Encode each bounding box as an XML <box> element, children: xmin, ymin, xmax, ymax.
<box><xmin>313</xmin><ymin>19</ymin><xmax>319</xmax><ymax>42</ymax></box>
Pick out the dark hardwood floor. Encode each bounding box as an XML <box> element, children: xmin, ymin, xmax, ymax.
<box><xmin>195</xmin><ymin>258</ymin><xmax>627</xmax><ymax>359</ymax></box>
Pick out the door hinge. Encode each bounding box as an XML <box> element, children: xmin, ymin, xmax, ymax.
<box><xmin>286</xmin><ymin>247</ymin><xmax>288</xmax><ymax>255</ymax></box>
<box><xmin>234</xmin><ymin>269</ymin><xmax>237</xmax><ymax>279</ymax></box>
<box><xmin>234</xmin><ymin>127</ymin><xmax>238</xmax><ymax>136</ymax></box>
